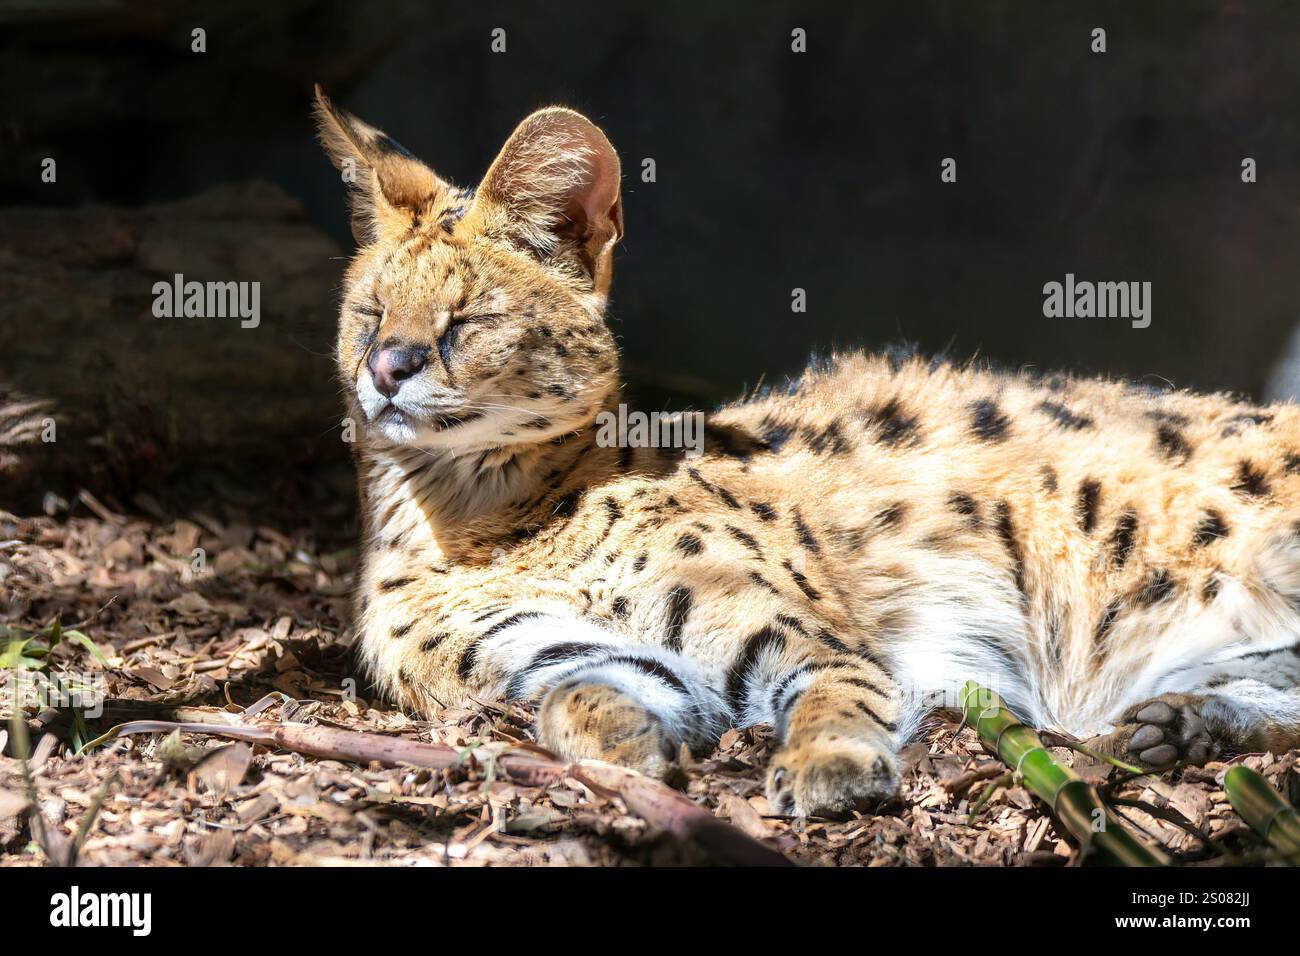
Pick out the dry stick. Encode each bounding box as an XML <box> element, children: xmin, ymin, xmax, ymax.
<box><xmin>84</xmin><ymin>719</ymin><xmax>792</xmax><ymax>867</ymax></box>
<box><xmin>960</xmin><ymin>680</ymin><xmax>1170</xmax><ymax>866</ymax></box>
<box><xmin>8</xmin><ymin>711</ymin><xmax>70</xmax><ymax>865</ymax></box>
<box><xmin>1223</xmin><ymin>765</ymin><xmax>1300</xmax><ymax>866</ymax></box>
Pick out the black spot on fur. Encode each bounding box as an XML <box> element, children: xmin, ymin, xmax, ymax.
<box><xmin>1231</xmin><ymin>460</ymin><xmax>1270</xmax><ymax>498</ymax></box>
<box><xmin>1285</xmin><ymin>453</ymin><xmax>1300</xmax><ymax>475</ymax></box>
<box><xmin>854</xmin><ymin>699</ymin><xmax>897</xmax><ymax>733</ymax></box>
<box><xmin>1041</xmin><ymin>466</ymin><xmax>1058</xmax><ymax>493</ymax></box>
<box><xmin>993</xmin><ymin>501</ymin><xmax>1025</xmax><ymax>593</ymax></box>
<box><xmin>876</xmin><ymin>502</ymin><xmax>907</xmax><ymax>530</ymax></box>
<box><xmin>552</xmin><ymin>489</ymin><xmax>582</xmax><ymax>518</ymax></box>
<box><xmin>750</xmin><ymin>502</ymin><xmax>777</xmax><ymax>522</ymax></box>
<box><xmin>770</xmin><ymin>664</ymin><xmax>812</xmax><ymax>714</ymax></box>
<box><xmin>420</xmin><ymin>632</ymin><xmax>449</xmax><ymax>652</ymax></box>
<box><xmin>378</xmin><ymin>576</ymin><xmax>415</xmax><ymax>592</ymax></box>
<box><xmin>675</xmin><ymin>533</ymin><xmax>704</xmax><ymax>557</ymax></box>
<box><xmin>725</xmin><ymin>627</ymin><xmax>786</xmax><ymax>711</ymax></box>
<box><xmin>459</xmin><ymin>611</ymin><xmax>545</xmax><ymax>680</ymax></box>
<box><xmin>1037</xmin><ymin>400</ymin><xmax>1094</xmax><ymax>431</ymax></box>
<box><xmin>783</xmin><ymin>559</ymin><xmax>822</xmax><ymax>601</ymax></box>
<box><xmin>792</xmin><ymin>507</ymin><xmax>821</xmax><ymax>554</ymax></box>
<box><xmin>1094</xmin><ymin>599</ymin><xmax>1122</xmax><ymax>647</ymax></box>
<box><xmin>632</xmin><ymin>552</ymin><xmax>648</xmax><ymax>573</ymax></box>
<box><xmin>596</xmin><ymin>655</ymin><xmax>689</xmax><ymax>694</ymax></box>
<box><xmin>948</xmin><ymin>492</ymin><xmax>982</xmax><ymax>528</ymax></box>
<box><xmin>864</xmin><ymin>398</ymin><xmax>920</xmax><ymax>446</ymax></box>
<box><xmin>702</xmin><ymin>422</ymin><xmax>770</xmax><ymax>459</ymax></box>
<box><xmin>1155</xmin><ymin>423</ymin><xmax>1192</xmax><ymax>463</ymax></box>
<box><xmin>759</xmin><ymin>417</ymin><xmax>794</xmax><ymax>452</ymax></box>
<box><xmin>505</xmin><ymin>641</ymin><xmax>606</xmax><ymax>699</ymax></box>
<box><xmin>815</xmin><ymin>629</ymin><xmax>849</xmax><ymax>653</ymax></box>
<box><xmin>611</xmin><ymin>596</ymin><xmax>629</xmax><ymax>618</ymax></box>
<box><xmin>1109</xmin><ymin>510</ymin><xmax>1139</xmax><ymax>567</ymax></box>
<box><xmin>1202</xmin><ymin>575</ymin><xmax>1221</xmax><ymax>602</ymax></box>
<box><xmin>841</xmin><ymin>676</ymin><xmax>889</xmax><ymax>697</ymax></box>
<box><xmin>1137</xmin><ymin>569</ymin><xmax>1176</xmax><ymax>606</ymax></box>
<box><xmin>749</xmin><ymin>571</ymin><xmax>781</xmax><ymax>595</ymax></box>
<box><xmin>391</xmin><ymin>622</ymin><xmax>415</xmax><ymax>638</ymax></box>
<box><xmin>687</xmin><ymin>467</ymin><xmax>741</xmax><ymax>508</ymax></box>
<box><xmin>726</xmin><ymin>525</ymin><xmax>764</xmax><ymax>558</ymax></box>
<box><xmin>806</xmin><ymin>420</ymin><xmax>850</xmax><ymax>455</ymax></box>
<box><xmin>970</xmin><ymin>399</ymin><xmax>1011</xmax><ymax>442</ymax></box>
<box><xmin>1191</xmin><ymin>510</ymin><xmax>1229</xmax><ymax>547</ymax></box>
<box><xmin>663</xmin><ymin>585</ymin><xmax>693</xmax><ymax>651</ymax></box>
<box><xmin>773</xmin><ymin>614</ymin><xmax>807</xmax><ymax>636</ymax></box>
<box><xmin>1077</xmin><ymin>479</ymin><xmax>1101</xmax><ymax>533</ymax></box>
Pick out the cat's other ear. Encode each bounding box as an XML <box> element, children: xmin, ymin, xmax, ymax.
<box><xmin>313</xmin><ymin>85</ymin><xmax>446</xmax><ymax>245</ymax></box>
<box><xmin>472</xmin><ymin>107</ymin><xmax>623</xmax><ymax>294</ymax></box>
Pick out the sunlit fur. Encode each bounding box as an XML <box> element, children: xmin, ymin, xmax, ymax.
<box><xmin>317</xmin><ymin>90</ymin><xmax>1300</xmax><ymax>817</ymax></box>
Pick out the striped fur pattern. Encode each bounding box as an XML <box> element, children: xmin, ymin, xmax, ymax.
<box><xmin>315</xmin><ymin>93</ymin><xmax>1300</xmax><ymax>817</ymax></box>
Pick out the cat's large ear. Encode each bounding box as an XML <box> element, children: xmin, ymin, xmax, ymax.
<box><xmin>313</xmin><ymin>85</ymin><xmax>446</xmax><ymax>245</ymax></box>
<box><xmin>471</xmin><ymin>107</ymin><xmax>623</xmax><ymax>294</ymax></box>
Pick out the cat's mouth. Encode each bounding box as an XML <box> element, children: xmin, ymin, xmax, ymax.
<box><xmin>370</xmin><ymin>402</ymin><xmax>484</xmax><ymax>443</ymax></box>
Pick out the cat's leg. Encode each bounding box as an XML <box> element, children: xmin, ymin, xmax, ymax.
<box><xmin>1095</xmin><ymin>643</ymin><xmax>1300</xmax><ymax>766</ymax></box>
<box><xmin>749</xmin><ymin>653</ymin><xmax>904</xmax><ymax>818</ymax></box>
<box><xmin>470</xmin><ymin>610</ymin><xmax>729</xmax><ymax>778</ymax></box>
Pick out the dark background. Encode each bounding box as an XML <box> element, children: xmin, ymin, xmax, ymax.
<box><xmin>3</xmin><ymin>0</ymin><xmax>1299</xmax><ymax>505</ymax></box>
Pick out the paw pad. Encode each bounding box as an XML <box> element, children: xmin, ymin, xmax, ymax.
<box><xmin>1125</xmin><ymin>700</ymin><xmax>1214</xmax><ymax>767</ymax></box>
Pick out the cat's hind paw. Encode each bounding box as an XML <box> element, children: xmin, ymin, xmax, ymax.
<box><xmin>1094</xmin><ymin>693</ymin><xmax>1217</xmax><ymax>768</ymax></box>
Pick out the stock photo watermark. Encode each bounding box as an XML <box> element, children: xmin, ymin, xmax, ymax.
<box><xmin>151</xmin><ymin>273</ymin><xmax>261</xmax><ymax>328</ymax></box>
<box><xmin>49</xmin><ymin>887</ymin><xmax>151</xmax><ymax>936</ymax></box>
<box><xmin>595</xmin><ymin>404</ymin><xmax>705</xmax><ymax>458</ymax></box>
<box><xmin>3</xmin><ymin>670</ymin><xmax>105</xmax><ymax>719</ymax></box>
<box><xmin>1042</xmin><ymin>273</ymin><xmax>1151</xmax><ymax>329</ymax></box>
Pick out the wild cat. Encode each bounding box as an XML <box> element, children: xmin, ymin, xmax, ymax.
<box><xmin>314</xmin><ymin>88</ymin><xmax>1300</xmax><ymax>817</ymax></box>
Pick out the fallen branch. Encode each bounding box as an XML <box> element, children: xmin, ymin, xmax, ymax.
<box><xmin>8</xmin><ymin>710</ymin><xmax>71</xmax><ymax>864</ymax></box>
<box><xmin>1223</xmin><ymin>765</ymin><xmax>1300</xmax><ymax>865</ymax></box>
<box><xmin>83</xmin><ymin>718</ymin><xmax>792</xmax><ymax>866</ymax></box>
<box><xmin>960</xmin><ymin>680</ymin><xmax>1169</xmax><ymax>866</ymax></box>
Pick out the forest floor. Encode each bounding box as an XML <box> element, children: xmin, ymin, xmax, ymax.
<box><xmin>1</xmin><ymin>493</ymin><xmax>1296</xmax><ymax>867</ymax></box>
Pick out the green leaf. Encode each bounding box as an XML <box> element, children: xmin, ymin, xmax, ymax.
<box><xmin>59</xmin><ymin>629</ymin><xmax>108</xmax><ymax>664</ymax></box>
<box><xmin>0</xmin><ymin>638</ymin><xmax>47</xmax><ymax>671</ymax></box>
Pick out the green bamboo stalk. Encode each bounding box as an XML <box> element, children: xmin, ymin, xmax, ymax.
<box><xmin>960</xmin><ymin>680</ymin><xmax>1169</xmax><ymax>866</ymax></box>
<box><xmin>1223</xmin><ymin>765</ymin><xmax>1300</xmax><ymax>865</ymax></box>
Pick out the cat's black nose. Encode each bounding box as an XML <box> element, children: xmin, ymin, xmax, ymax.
<box><xmin>369</xmin><ymin>345</ymin><xmax>428</xmax><ymax>398</ymax></box>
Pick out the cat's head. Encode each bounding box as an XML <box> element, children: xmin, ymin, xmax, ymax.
<box><xmin>314</xmin><ymin>87</ymin><xmax>623</xmax><ymax>451</ymax></box>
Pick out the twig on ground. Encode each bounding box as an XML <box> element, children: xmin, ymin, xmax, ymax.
<box><xmin>83</xmin><ymin>717</ymin><xmax>793</xmax><ymax>866</ymax></box>
<box><xmin>8</xmin><ymin>710</ymin><xmax>70</xmax><ymax>865</ymax></box>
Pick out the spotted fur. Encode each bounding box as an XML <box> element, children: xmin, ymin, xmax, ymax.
<box><xmin>316</xmin><ymin>91</ymin><xmax>1300</xmax><ymax>818</ymax></box>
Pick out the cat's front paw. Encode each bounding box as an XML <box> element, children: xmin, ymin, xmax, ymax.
<box><xmin>536</xmin><ymin>680</ymin><xmax>673</xmax><ymax>779</ymax></box>
<box><xmin>766</xmin><ymin>740</ymin><xmax>899</xmax><ymax>819</ymax></box>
